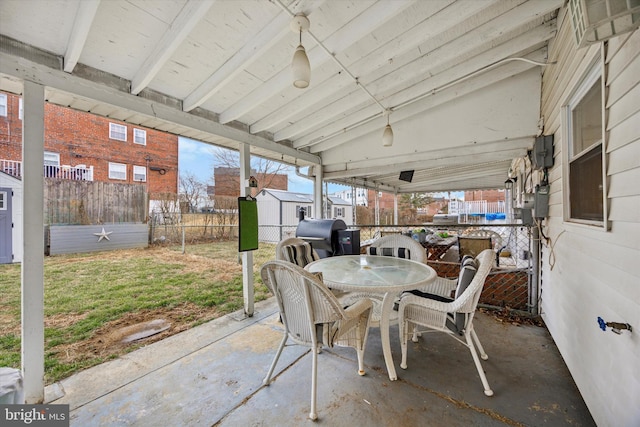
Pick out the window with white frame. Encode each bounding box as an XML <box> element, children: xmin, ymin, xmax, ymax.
<box><xmin>18</xmin><ymin>98</ymin><xmax>23</xmax><ymax>120</ymax></box>
<box><xmin>334</xmin><ymin>207</ymin><xmax>345</xmax><ymax>217</ymax></box>
<box><xmin>565</xmin><ymin>61</ymin><xmax>605</xmax><ymax>224</ymax></box>
<box><xmin>43</xmin><ymin>151</ymin><xmax>60</xmax><ymax>166</ymax></box>
<box><xmin>133</xmin><ymin>165</ymin><xmax>147</xmax><ymax>182</ymax></box>
<box><xmin>133</xmin><ymin>128</ymin><xmax>146</xmax><ymax>145</ymax></box>
<box><xmin>296</xmin><ymin>205</ymin><xmax>311</xmax><ymax>217</ymax></box>
<box><xmin>0</xmin><ymin>191</ymin><xmax>6</xmax><ymax>210</ymax></box>
<box><xmin>0</xmin><ymin>93</ymin><xmax>7</xmax><ymax>117</ymax></box>
<box><xmin>43</xmin><ymin>151</ymin><xmax>60</xmax><ymax>177</ymax></box>
<box><xmin>109</xmin><ymin>123</ymin><xmax>127</xmax><ymax>141</ymax></box>
<box><xmin>109</xmin><ymin>162</ymin><xmax>127</xmax><ymax>180</ymax></box>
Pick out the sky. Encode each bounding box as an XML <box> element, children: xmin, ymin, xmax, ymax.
<box><xmin>178</xmin><ymin>136</ymin><xmax>462</xmax><ymax>198</ymax></box>
<box><xmin>178</xmin><ymin>137</ymin><xmax>346</xmax><ymax>194</ymax></box>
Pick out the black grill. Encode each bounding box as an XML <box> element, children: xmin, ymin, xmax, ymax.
<box><xmin>296</xmin><ymin>219</ymin><xmax>348</xmax><ymax>258</ymax></box>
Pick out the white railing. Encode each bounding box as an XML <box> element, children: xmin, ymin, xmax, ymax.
<box><xmin>1</xmin><ymin>159</ymin><xmax>22</xmax><ymax>178</ymax></box>
<box><xmin>449</xmin><ymin>200</ymin><xmax>505</xmax><ymax>215</ymax></box>
<box><xmin>45</xmin><ymin>164</ymin><xmax>94</xmax><ymax>181</ymax></box>
<box><xmin>1</xmin><ymin>159</ymin><xmax>93</xmax><ymax>181</ymax></box>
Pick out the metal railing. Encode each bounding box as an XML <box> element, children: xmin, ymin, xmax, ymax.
<box><xmin>44</xmin><ymin>164</ymin><xmax>94</xmax><ymax>181</ymax></box>
<box><xmin>1</xmin><ymin>159</ymin><xmax>22</xmax><ymax>178</ymax></box>
<box><xmin>0</xmin><ymin>159</ymin><xmax>93</xmax><ymax>181</ymax></box>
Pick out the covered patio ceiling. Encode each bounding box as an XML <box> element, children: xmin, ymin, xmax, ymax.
<box><xmin>0</xmin><ymin>0</ymin><xmax>562</xmax><ymax>193</ymax></box>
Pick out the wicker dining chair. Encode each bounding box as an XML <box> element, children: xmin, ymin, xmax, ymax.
<box><xmin>275</xmin><ymin>237</ymin><xmax>319</xmax><ymax>267</ymax></box>
<box><xmin>340</xmin><ymin>234</ymin><xmax>427</xmax><ymax>326</ymax></box>
<box><xmin>460</xmin><ymin>229</ymin><xmax>505</xmax><ymax>265</ymax></box>
<box><xmin>397</xmin><ymin>249</ymin><xmax>495</xmax><ymax>396</ymax></box>
<box><xmin>261</xmin><ymin>260</ymin><xmax>373</xmax><ymax>421</ymax></box>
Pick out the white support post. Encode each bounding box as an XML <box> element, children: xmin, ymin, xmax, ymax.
<box><xmin>239</xmin><ymin>143</ymin><xmax>254</xmax><ymax>317</ymax></box>
<box><xmin>375</xmin><ymin>191</ymin><xmax>380</xmax><ymax>225</ymax></box>
<box><xmin>314</xmin><ymin>166</ymin><xmax>323</xmax><ymax>218</ymax></box>
<box><xmin>394</xmin><ymin>194</ymin><xmax>398</xmax><ymax>225</ymax></box>
<box><xmin>22</xmin><ymin>81</ymin><xmax>45</xmax><ymax>403</ymax></box>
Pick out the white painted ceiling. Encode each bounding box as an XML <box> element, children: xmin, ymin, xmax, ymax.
<box><xmin>0</xmin><ymin>0</ymin><xmax>563</xmax><ymax>193</ymax></box>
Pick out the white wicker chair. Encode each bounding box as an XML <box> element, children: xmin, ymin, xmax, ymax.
<box><xmin>340</xmin><ymin>234</ymin><xmax>427</xmax><ymax>326</ymax></box>
<box><xmin>397</xmin><ymin>249</ymin><xmax>495</xmax><ymax>396</ymax></box>
<box><xmin>275</xmin><ymin>237</ymin><xmax>319</xmax><ymax>266</ymax></box>
<box><xmin>261</xmin><ymin>260</ymin><xmax>373</xmax><ymax>421</ymax></box>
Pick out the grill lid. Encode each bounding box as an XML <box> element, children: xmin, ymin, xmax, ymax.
<box><xmin>296</xmin><ymin>219</ymin><xmax>347</xmax><ymax>254</ymax></box>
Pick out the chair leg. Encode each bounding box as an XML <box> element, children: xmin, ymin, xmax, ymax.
<box><xmin>309</xmin><ymin>343</ymin><xmax>318</xmax><ymax>421</ymax></box>
<box><xmin>470</xmin><ymin>328</ymin><xmax>489</xmax><ymax>360</ymax></box>
<box><xmin>263</xmin><ymin>333</ymin><xmax>287</xmax><ymax>385</ymax></box>
<box><xmin>411</xmin><ymin>326</ymin><xmax>420</xmax><ymax>343</ymax></box>
<box><xmin>465</xmin><ymin>331</ymin><xmax>493</xmax><ymax>396</ymax></box>
<box><xmin>355</xmin><ymin>320</ymin><xmax>366</xmax><ymax>376</ymax></box>
<box><xmin>356</xmin><ymin>348</ymin><xmax>366</xmax><ymax>376</ymax></box>
<box><xmin>400</xmin><ymin>320</ymin><xmax>408</xmax><ymax>370</ymax></box>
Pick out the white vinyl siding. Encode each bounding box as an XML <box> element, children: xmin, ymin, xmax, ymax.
<box><xmin>109</xmin><ymin>123</ymin><xmax>127</xmax><ymax>141</ymax></box>
<box><xmin>133</xmin><ymin>165</ymin><xmax>146</xmax><ymax>182</ymax></box>
<box><xmin>108</xmin><ymin>162</ymin><xmax>127</xmax><ymax>180</ymax></box>
<box><xmin>133</xmin><ymin>128</ymin><xmax>146</xmax><ymax>145</ymax></box>
<box><xmin>540</xmin><ymin>8</ymin><xmax>640</xmax><ymax>427</ymax></box>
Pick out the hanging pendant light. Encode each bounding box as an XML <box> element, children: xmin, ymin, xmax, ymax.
<box><xmin>290</xmin><ymin>14</ymin><xmax>311</xmax><ymax>89</ymax></box>
<box><xmin>382</xmin><ymin>111</ymin><xmax>393</xmax><ymax>147</ymax></box>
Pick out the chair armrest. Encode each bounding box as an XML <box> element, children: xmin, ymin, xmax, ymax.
<box><xmin>413</xmin><ymin>276</ymin><xmax>457</xmax><ymax>298</ymax></box>
<box><xmin>399</xmin><ymin>291</ymin><xmax>474</xmax><ymax>314</ymax></box>
<box><xmin>343</xmin><ymin>298</ymin><xmax>374</xmax><ymax>319</ymax></box>
<box><xmin>331</xmin><ymin>298</ymin><xmax>373</xmax><ymax>348</ymax></box>
<box><xmin>398</xmin><ymin>294</ymin><xmax>452</xmax><ymax>314</ymax></box>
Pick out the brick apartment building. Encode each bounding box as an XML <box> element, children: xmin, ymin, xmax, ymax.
<box><xmin>0</xmin><ymin>91</ymin><xmax>178</xmax><ymax>194</ymax></box>
<box><xmin>213</xmin><ymin>167</ymin><xmax>288</xmax><ymax>197</ymax></box>
<box><xmin>464</xmin><ymin>189</ymin><xmax>505</xmax><ymax>203</ymax></box>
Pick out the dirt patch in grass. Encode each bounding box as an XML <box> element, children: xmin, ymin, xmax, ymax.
<box><xmin>54</xmin><ymin>303</ymin><xmax>221</xmax><ymax>363</ymax></box>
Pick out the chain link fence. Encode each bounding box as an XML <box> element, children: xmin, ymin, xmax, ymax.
<box><xmin>149</xmin><ymin>216</ymin><xmax>535</xmax><ymax>313</ymax></box>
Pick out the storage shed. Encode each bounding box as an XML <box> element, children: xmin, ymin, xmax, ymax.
<box><xmin>0</xmin><ymin>171</ymin><xmax>22</xmax><ymax>263</ymax></box>
<box><xmin>327</xmin><ymin>195</ymin><xmax>353</xmax><ymax>225</ymax></box>
<box><xmin>256</xmin><ymin>189</ymin><xmax>314</xmax><ymax>243</ymax></box>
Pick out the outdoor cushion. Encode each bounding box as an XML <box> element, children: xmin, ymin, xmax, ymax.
<box><xmin>367</xmin><ymin>246</ymin><xmax>411</xmax><ymax>259</ymax></box>
<box><xmin>455</xmin><ymin>259</ymin><xmax>478</xmax><ymax>299</ymax></box>
<box><xmin>283</xmin><ymin>243</ymin><xmax>318</xmax><ymax>267</ymax></box>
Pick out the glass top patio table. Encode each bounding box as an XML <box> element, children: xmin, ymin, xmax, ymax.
<box><xmin>306</xmin><ymin>255</ymin><xmax>436</xmax><ymax>381</ymax></box>
<box><xmin>306</xmin><ymin>255</ymin><xmax>435</xmax><ymax>293</ymax></box>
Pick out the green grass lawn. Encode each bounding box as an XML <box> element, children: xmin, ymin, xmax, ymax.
<box><xmin>0</xmin><ymin>241</ymin><xmax>276</xmax><ymax>384</ymax></box>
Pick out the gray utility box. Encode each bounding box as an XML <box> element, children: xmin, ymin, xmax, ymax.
<box><xmin>534</xmin><ymin>184</ymin><xmax>550</xmax><ymax>218</ymax></box>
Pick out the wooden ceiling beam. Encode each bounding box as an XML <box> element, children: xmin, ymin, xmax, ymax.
<box><xmin>63</xmin><ymin>0</ymin><xmax>101</xmax><ymax>73</ymax></box>
<box><xmin>304</xmin><ymin>56</ymin><xmax>542</xmax><ymax>152</ymax></box>
<box><xmin>130</xmin><ymin>0</ymin><xmax>215</xmax><ymax>95</ymax></box>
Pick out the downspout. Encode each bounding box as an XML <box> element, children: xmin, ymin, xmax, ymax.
<box><xmin>279</xmin><ymin>196</ymin><xmax>283</xmax><ymax>241</ymax></box>
<box><xmin>531</xmin><ymin>225</ymin><xmax>540</xmax><ymax>315</ymax></box>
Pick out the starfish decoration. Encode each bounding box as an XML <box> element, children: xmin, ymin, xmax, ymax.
<box><xmin>93</xmin><ymin>227</ymin><xmax>113</xmax><ymax>242</ymax></box>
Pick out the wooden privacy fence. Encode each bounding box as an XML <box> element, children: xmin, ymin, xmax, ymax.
<box><xmin>45</xmin><ymin>180</ymin><xmax>147</xmax><ymax>224</ymax></box>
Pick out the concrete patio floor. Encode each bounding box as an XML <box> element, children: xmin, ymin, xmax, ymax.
<box><xmin>45</xmin><ymin>298</ymin><xmax>595</xmax><ymax>426</ymax></box>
